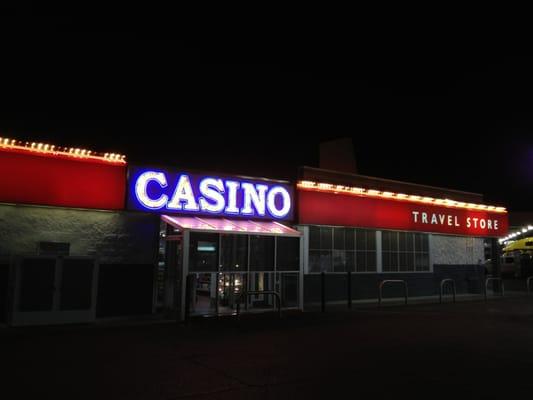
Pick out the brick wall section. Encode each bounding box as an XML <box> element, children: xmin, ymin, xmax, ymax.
<box><xmin>0</xmin><ymin>204</ymin><xmax>159</xmax><ymax>264</ymax></box>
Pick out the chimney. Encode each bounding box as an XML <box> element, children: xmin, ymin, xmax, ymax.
<box><xmin>319</xmin><ymin>137</ymin><xmax>357</xmax><ymax>173</ymax></box>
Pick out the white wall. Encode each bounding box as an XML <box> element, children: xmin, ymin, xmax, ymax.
<box><xmin>431</xmin><ymin>234</ymin><xmax>484</xmax><ymax>265</ymax></box>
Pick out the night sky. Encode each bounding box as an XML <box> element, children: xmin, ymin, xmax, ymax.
<box><xmin>1</xmin><ymin>6</ymin><xmax>532</xmax><ymax>211</ymax></box>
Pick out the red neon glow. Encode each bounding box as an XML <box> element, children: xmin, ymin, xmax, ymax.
<box><xmin>0</xmin><ymin>148</ymin><xmax>126</xmax><ymax>210</ymax></box>
<box><xmin>297</xmin><ymin>181</ymin><xmax>506</xmax><ymax>213</ymax></box>
<box><xmin>0</xmin><ymin>136</ymin><xmax>126</xmax><ymax>164</ymax></box>
<box><xmin>298</xmin><ymin>190</ymin><xmax>508</xmax><ymax>238</ymax></box>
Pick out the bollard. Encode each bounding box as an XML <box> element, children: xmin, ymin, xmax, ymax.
<box><xmin>321</xmin><ymin>271</ymin><xmax>326</xmax><ymax>312</ymax></box>
<box><xmin>347</xmin><ymin>270</ymin><xmax>352</xmax><ymax>309</ymax></box>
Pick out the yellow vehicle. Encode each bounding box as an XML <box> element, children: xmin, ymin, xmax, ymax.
<box><xmin>503</xmin><ymin>237</ymin><xmax>533</xmax><ymax>255</ymax></box>
<box><xmin>489</xmin><ymin>237</ymin><xmax>533</xmax><ymax>278</ymax></box>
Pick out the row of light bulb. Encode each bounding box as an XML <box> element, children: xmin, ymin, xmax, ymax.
<box><xmin>499</xmin><ymin>226</ymin><xmax>533</xmax><ymax>244</ymax></box>
<box><xmin>0</xmin><ymin>136</ymin><xmax>126</xmax><ymax>164</ymax></box>
<box><xmin>298</xmin><ymin>180</ymin><xmax>507</xmax><ymax>213</ymax></box>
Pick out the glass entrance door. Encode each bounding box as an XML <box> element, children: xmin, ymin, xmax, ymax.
<box><xmin>186</xmin><ymin>232</ymin><xmax>302</xmax><ymax>317</ymax></box>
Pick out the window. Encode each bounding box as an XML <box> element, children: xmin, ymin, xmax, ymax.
<box><xmin>220</xmin><ymin>234</ymin><xmax>248</xmax><ymax>272</ymax></box>
<box><xmin>382</xmin><ymin>231</ymin><xmax>429</xmax><ymax>272</ymax></box>
<box><xmin>276</xmin><ymin>237</ymin><xmax>300</xmax><ymax>271</ymax></box>
<box><xmin>308</xmin><ymin>226</ymin><xmax>377</xmax><ymax>273</ymax></box>
<box><xmin>249</xmin><ymin>235</ymin><xmax>275</xmax><ymax>271</ymax></box>
<box><xmin>189</xmin><ymin>233</ymin><xmax>219</xmax><ymax>272</ymax></box>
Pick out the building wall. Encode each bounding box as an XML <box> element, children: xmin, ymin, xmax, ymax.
<box><xmin>431</xmin><ymin>234</ymin><xmax>484</xmax><ymax>266</ymax></box>
<box><xmin>0</xmin><ymin>203</ymin><xmax>159</xmax><ymax>264</ymax></box>
<box><xmin>0</xmin><ymin>204</ymin><xmax>160</xmax><ymax>319</ymax></box>
<box><xmin>301</xmin><ymin>228</ymin><xmax>487</xmax><ymax>305</ymax></box>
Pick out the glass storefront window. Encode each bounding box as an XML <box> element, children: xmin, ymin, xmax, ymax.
<box><xmin>189</xmin><ymin>232</ymin><xmax>219</xmax><ymax>272</ymax></box>
<box><xmin>308</xmin><ymin>226</ymin><xmax>377</xmax><ymax>273</ymax></box>
<box><xmin>382</xmin><ymin>231</ymin><xmax>430</xmax><ymax>272</ymax></box>
<box><xmin>276</xmin><ymin>237</ymin><xmax>300</xmax><ymax>271</ymax></box>
<box><xmin>220</xmin><ymin>234</ymin><xmax>248</xmax><ymax>272</ymax></box>
<box><xmin>250</xmin><ymin>235</ymin><xmax>275</xmax><ymax>271</ymax></box>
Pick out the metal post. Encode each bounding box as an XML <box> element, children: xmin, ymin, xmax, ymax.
<box><xmin>378</xmin><ymin>280</ymin><xmax>408</xmax><ymax>306</ymax></box>
<box><xmin>321</xmin><ymin>271</ymin><xmax>326</xmax><ymax>312</ymax></box>
<box><xmin>347</xmin><ymin>270</ymin><xmax>352</xmax><ymax>309</ymax></box>
<box><xmin>439</xmin><ymin>279</ymin><xmax>456</xmax><ymax>304</ymax></box>
<box><xmin>485</xmin><ymin>277</ymin><xmax>505</xmax><ymax>300</ymax></box>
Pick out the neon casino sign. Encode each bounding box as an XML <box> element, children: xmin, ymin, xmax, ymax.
<box><xmin>127</xmin><ymin>166</ymin><xmax>294</xmax><ymax>220</ymax></box>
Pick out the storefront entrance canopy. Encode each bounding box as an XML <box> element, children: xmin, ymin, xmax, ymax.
<box><xmin>161</xmin><ymin>215</ymin><xmax>301</xmax><ymax>237</ymax></box>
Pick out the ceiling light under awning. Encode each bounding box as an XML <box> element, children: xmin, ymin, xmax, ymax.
<box><xmin>161</xmin><ymin>215</ymin><xmax>301</xmax><ymax>237</ymax></box>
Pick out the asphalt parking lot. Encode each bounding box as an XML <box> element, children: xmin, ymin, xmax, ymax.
<box><xmin>4</xmin><ymin>296</ymin><xmax>533</xmax><ymax>399</ymax></box>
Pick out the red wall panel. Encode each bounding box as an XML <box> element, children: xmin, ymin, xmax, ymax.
<box><xmin>0</xmin><ymin>150</ymin><xmax>126</xmax><ymax>210</ymax></box>
<box><xmin>298</xmin><ymin>190</ymin><xmax>508</xmax><ymax>238</ymax></box>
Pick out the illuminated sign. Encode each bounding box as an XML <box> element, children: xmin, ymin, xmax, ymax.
<box><xmin>127</xmin><ymin>167</ymin><xmax>294</xmax><ymax>220</ymax></box>
<box><xmin>298</xmin><ymin>189</ymin><xmax>508</xmax><ymax>238</ymax></box>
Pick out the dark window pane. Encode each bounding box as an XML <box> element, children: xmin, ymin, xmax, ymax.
<box><xmin>381</xmin><ymin>231</ymin><xmax>390</xmax><ymax>251</ymax></box>
<box><xmin>60</xmin><ymin>259</ymin><xmax>94</xmax><ymax>310</ymax></box>
<box><xmin>346</xmin><ymin>251</ymin><xmax>356</xmax><ymax>272</ymax></box>
<box><xmin>356</xmin><ymin>251</ymin><xmax>366</xmax><ymax>272</ymax></box>
<box><xmin>309</xmin><ymin>250</ymin><xmax>321</xmax><ymax>273</ymax></box>
<box><xmin>389</xmin><ymin>232</ymin><xmax>398</xmax><ymax>252</ymax></box>
<box><xmin>416</xmin><ymin>253</ymin><xmax>430</xmax><ymax>271</ymax></box>
<box><xmin>382</xmin><ymin>252</ymin><xmax>391</xmax><ymax>272</ymax></box>
<box><xmin>390</xmin><ymin>250</ymin><xmax>399</xmax><ymax>267</ymax></box>
<box><xmin>345</xmin><ymin>229</ymin><xmax>355</xmax><ymax>250</ymax></box>
<box><xmin>414</xmin><ymin>253</ymin><xmax>424</xmax><ymax>270</ymax></box>
<box><xmin>189</xmin><ymin>233</ymin><xmax>219</xmax><ymax>272</ymax></box>
<box><xmin>366</xmin><ymin>252</ymin><xmax>377</xmax><ymax>271</ymax></box>
<box><xmin>356</xmin><ymin>229</ymin><xmax>366</xmax><ymax>250</ymax></box>
<box><xmin>399</xmin><ymin>253</ymin><xmax>409</xmax><ymax>271</ymax></box>
<box><xmin>220</xmin><ymin>234</ymin><xmax>248</xmax><ymax>272</ymax></box>
<box><xmin>333</xmin><ymin>228</ymin><xmax>345</xmax><ymax>250</ymax></box>
<box><xmin>414</xmin><ymin>233</ymin><xmax>424</xmax><ymax>252</ymax></box>
<box><xmin>421</xmin><ymin>235</ymin><xmax>429</xmax><ymax>252</ymax></box>
<box><xmin>367</xmin><ymin>230</ymin><xmax>376</xmax><ymax>249</ymax></box>
<box><xmin>250</xmin><ymin>236</ymin><xmax>275</xmax><ymax>271</ymax></box>
<box><xmin>406</xmin><ymin>233</ymin><xmax>414</xmax><ymax>252</ymax></box>
<box><xmin>399</xmin><ymin>232</ymin><xmax>407</xmax><ymax>252</ymax></box>
<box><xmin>320</xmin><ymin>227</ymin><xmax>332</xmax><ymax>249</ymax></box>
<box><xmin>320</xmin><ymin>250</ymin><xmax>332</xmax><ymax>272</ymax></box>
<box><xmin>333</xmin><ymin>250</ymin><xmax>346</xmax><ymax>272</ymax></box>
<box><xmin>309</xmin><ymin>226</ymin><xmax>321</xmax><ymax>250</ymax></box>
<box><xmin>19</xmin><ymin>258</ymin><xmax>56</xmax><ymax>311</ymax></box>
<box><xmin>407</xmin><ymin>253</ymin><xmax>414</xmax><ymax>270</ymax></box>
<box><xmin>276</xmin><ymin>237</ymin><xmax>300</xmax><ymax>271</ymax></box>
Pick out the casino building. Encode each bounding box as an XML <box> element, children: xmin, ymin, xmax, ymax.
<box><xmin>0</xmin><ymin>137</ymin><xmax>508</xmax><ymax>325</ymax></box>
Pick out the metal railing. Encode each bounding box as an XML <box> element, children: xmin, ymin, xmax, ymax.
<box><xmin>378</xmin><ymin>280</ymin><xmax>408</xmax><ymax>306</ymax></box>
<box><xmin>527</xmin><ymin>276</ymin><xmax>533</xmax><ymax>295</ymax></box>
<box><xmin>236</xmin><ymin>290</ymin><xmax>282</xmax><ymax>318</ymax></box>
<box><xmin>484</xmin><ymin>277</ymin><xmax>504</xmax><ymax>300</ymax></box>
<box><xmin>439</xmin><ymin>279</ymin><xmax>456</xmax><ymax>304</ymax></box>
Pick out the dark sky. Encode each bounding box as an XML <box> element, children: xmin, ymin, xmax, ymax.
<box><xmin>1</xmin><ymin>5</ymin><xmax>532</xmax><ymax>211</ymax></box>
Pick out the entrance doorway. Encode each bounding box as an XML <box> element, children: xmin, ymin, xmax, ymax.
<box><xmin>160</xmin><ymin>215</ymin><xmax>303</xmax><ymax>320</ymax></box>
